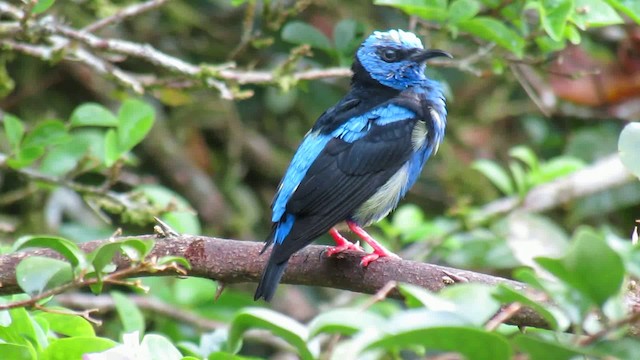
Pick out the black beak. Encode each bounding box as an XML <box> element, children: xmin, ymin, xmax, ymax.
<box><xmin>410</xmin><ymin>49</ymin><xmax>453</xmax><ymax>62</ymax></box>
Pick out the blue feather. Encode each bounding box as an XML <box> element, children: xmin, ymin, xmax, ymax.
<box><xmin>272</xmin><ymin>132</ymin><xmax>331</xmax><ymax>222</ymax></box>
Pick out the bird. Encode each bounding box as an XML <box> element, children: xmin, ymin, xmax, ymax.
<box><xmin>254</xmin><ymin>29</ymin><xmax>451</xmax><ymax>301</ymax></box>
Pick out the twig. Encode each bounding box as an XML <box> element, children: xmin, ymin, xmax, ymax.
<box><xmin>82</xmin><ymin>0</ymin><xmax>171</xmax><ymax>33</ymax></box>
<box><xmin>485</xmin><ymin>302</ymin><xmax>523</xmax><ymax>331</ymax></box>
<box><xmin>34</xmin><ymin>303</ymin><xmax>102</xmax><ymax>326</ymax></box>
<box><xmin>472</xmin><ymin>154</ymin><xmax>634</xmax><ymax>224</ymax></box>
<box><xmin>0</xmin><ymin>260</ymin><xmax>183</xmax><ymax>311</ymax></box>
<box><xmin>579</xmin><ymin>310</ymin><xmax>640</xmax><ymax>345</ymax></box>
<box><xmin>0</xmin><ymin>234</ymin><xmax>549</xmax><ymax>329</ymax></box>
<box><xmin>0</xmin><ymin>153</ymin><xmax>151</xmax><ymax>213</ymax></box>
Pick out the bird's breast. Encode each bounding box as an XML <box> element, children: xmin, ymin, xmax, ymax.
<box><xmin>352</xmin><ymin>162</ymin><xmax>411</xmax><ymax>226</ymax></box>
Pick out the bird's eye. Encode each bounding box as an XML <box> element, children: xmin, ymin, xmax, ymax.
<box><xmin>380</xmin><ymin>49</ymin><xmax>399</xmax><ymax>62</ymax></box>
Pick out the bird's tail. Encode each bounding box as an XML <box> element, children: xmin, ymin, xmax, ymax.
<box><xmin>254</xmin><ymin>254</ymin><xmax>289</xmax><ymax>301</ymax></box>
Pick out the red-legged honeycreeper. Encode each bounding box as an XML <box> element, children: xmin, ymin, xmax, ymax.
<box><xmin>255</xmin><ymin>29</ymin><xmax>451</xmax><ymax>301</ymax></box>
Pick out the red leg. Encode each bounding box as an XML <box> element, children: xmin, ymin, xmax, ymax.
<box><xmin>326</xmin><ymin>228</ymin><xmax>364</xmax><ymax>257</ymax></box>
<box><xmin>347</xmin><ymin>221</ymin><xmax>400</xmax><ymax>266</ymax></box>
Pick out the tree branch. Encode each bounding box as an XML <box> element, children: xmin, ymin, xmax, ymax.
<box><xmin>472</xmin><ymin>154</ymin><xmax>633</xmax><ymax>223</ymax></box>
<box><xmin>0</xmin><ymin>234</ymin><xmax>549</xmax><ymax>329</ymax></box>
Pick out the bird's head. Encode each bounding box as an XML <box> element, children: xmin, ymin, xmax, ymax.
<box><xmin>354</xmin><ymin>29</ymin><xmax>452</xmax><ymax>90</ymax></box>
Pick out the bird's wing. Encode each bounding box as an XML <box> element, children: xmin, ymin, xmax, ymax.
<box><xmin>269</xmin><ymin>111</ymin><xmax>420</xmax><ymax>264</ymax></box>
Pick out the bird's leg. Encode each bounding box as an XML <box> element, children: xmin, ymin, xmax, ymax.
<box><xmin>326</xmin><ymin>227</ymin><xmax>365</xmax><ymax>256</ymax></box>
<box><xmin>347</xmin><ymin>221</ymin><xmax>400</xmax><ymax>266</ymax></box>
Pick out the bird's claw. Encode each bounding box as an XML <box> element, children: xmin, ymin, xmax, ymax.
<box><xmin>360</xmin><ymin>251</ymin><xmax>400</xmax><ymax>267</ymax></box>
<box><xmin>326</xmin><ymin>241</ymin><xmax>365</xmax><ymax>257</ymax></box>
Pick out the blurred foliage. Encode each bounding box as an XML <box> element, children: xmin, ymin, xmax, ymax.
<box><xmin>1</xmin><ymin>0</ymin><xmax>640</xmax><ymax>359</ymax></box>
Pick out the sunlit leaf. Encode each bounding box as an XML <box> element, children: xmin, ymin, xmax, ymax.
<box><xmin>282</xmin><ymin>22</ymin><xmax>333</xmax><ymax>52</ymax></box>
<box><xmin>366</xmin><ymin>325</ymin><xmax>512</xmax><ymax>360</ymax></box>
<box><xmin>606</xmin><ymin>0</ymin><xmax>640</xmax><ymax>24</ymax></box>
<box><xmin>42</xmin><ymin>337</ymin><xmax>116</xmax><ymax>360</ymax></box>
<box><xmin>117</xmin><ymin>99</ymin><xmax>155</xmax><ymax>153</ymax></box>
<box><xmin>2</xmin><ymin>114</ymin><xmax>23</xmax><ymax>151</ymax></box>
<box><xmin>13</xmin><ymin>235</ymin><xmax>87</xmax><ymax>270</ymax></box>
<box><xmin>22</xmin><ymin>120</ymin><xmax>69</xmax><ymax>148</ymax></box>
<box><xmin>227</xmin><ymin>308</ymin><xmax>317</xmax><ymax>360</ymax></box>
<box><xmin>16</xmin><ymin>257</ymin><xmax>73</xmax><ymax>296</ymax></box>
<box><xmin>375</xmin><ymin>0</ymin><xmax>448</xmax><ymax>21</ymax></box>
<box><xmin>618</xmin><ymin>122</ymin><xmax>640</xmax><ymax>179</ymax></box>
<box><xmin>307</xmin><ymin>309</ymin><xmax>385</xmax><ymax>338</ymax></box>
<box><xmin>458</xmin><ymin>17</ymin><xmax>525</xmax><ymax>56</ymax></box>
<box><xmin>448</xmin><ymin>0</ymin><xmax>481</xmax><ymax>23</ymax></box>
<box><xmin>112</xmin><ymin>291</ymin><xmax>145</xmax><ymax>335</ymax></box>
<box><xmin>32</xmin><ymin>0</ymin><xmax>55</xmax><ymax>14</ymax></box>
<box><xmin>35</xmin><ymin>309</ymin><xmax>96</xmax><ymax>337</ymax></box>
<box><xmin>70</xmin><ymin>103</ymin><xmax>118</xmax><ymax>128</ymax></box>
<box><xmin>472</xmin><ymin>159</ymin><xmax>514</xmax><ymax>195</ymax></box>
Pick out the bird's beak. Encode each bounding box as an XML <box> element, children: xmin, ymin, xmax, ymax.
<box><xmin>410</xmin><ymin>49</ymin><xmax>453</xmax><ymax>63</ymax></box>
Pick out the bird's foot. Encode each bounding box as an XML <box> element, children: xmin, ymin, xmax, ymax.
<box><xmin>326</xmin><ymin>228</ymin><xmax>365</xmax><ymax>256</ymax></box>
<box><xmin>346</xmin><ymin>221</ymin><xmax>400</xmax><ymax>267</ymax></box>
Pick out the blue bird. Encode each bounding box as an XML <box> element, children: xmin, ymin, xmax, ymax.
<box><xmin>255</xmin><ymin>29</ymin><xmax>451</xmax><ymax>301</ymax></box>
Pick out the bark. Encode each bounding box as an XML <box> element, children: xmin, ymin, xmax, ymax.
<box><xmin>0</xmin><ymin>234</ymin><xmax>549</xmax><ymax>328</ymax></box>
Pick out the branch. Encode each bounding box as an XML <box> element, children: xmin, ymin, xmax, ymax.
<box><xmin>0</xmin><ymin>234</ymin><xmax>548</xmax><ymax>329</ymax></box>
<box><xmin>82</xmin><ymin>0</ymin><xmax>170</xmax><ymax>33</ymax></box>
<box><xmin>472</xmin><ymin>154</ymin><xmax>634</xmax><ymax>223</ymax></box>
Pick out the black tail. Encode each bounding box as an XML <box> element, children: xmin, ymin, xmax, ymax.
<box><xmin>254</xmin><ymin>256</ymin><xmax>289</xmax><ymax>301</ymax></box>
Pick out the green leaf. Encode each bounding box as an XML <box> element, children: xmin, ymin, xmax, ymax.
<box><xmin>531</xmin><ymin>156</ymin><xmax>585</xmax><ymax>184</ymax></box>
<box><xmin>536</xmin><ymin>228</ymin><xmax>625</xmax><ymax>306</ymax></box>
<box><xmin>137</xmin><ymin>184</ymin><xmax>201</xmax><ymax>234</ymax></box>
<box><xmin>22</xmin><ymin>119</ymin><xmax>69</xmax><ymax>148</ymax></box>
<box><xmin>282</xmin><ymin>22</ymin><xmax>333</xmax><ymax>52</ymax></box>
<box><xmin>538</xmin><ymin>0</ymin><xmax>575</xmax><ymax>41</ymax></box>
<box><xmin>333</xmin><ymin>19</ymin><xmax>362</xmax><ymax>53</ymax></box>
<box><xmin>42</xmin><ymin>337</ymin><xmax>116</xmax><ymax>360</ymax></box>
<box><xmin>120</xmin><ymin>238</ymin><xmax>155</xmax><ymax>262</ymax></box>
<box><xmin>398</xmin><ymin>283</ymin><xmax>456</xmax><ymax>310</ymax></box>
<box><xmin>70</xmin><ymin>103</ymin><xmax>118</xmax><ymax>128</ymax></box>
<box><xmin>35</xmin><ymin>309</ymin><xmax>96</xmax><ymax>337</ymax></box>
<box><xmin>571</xmin><ymin>0</ymin><xmax>623</xmax><ymax>29</ymax></box>
<box><xmin>7</xmin><ymin>145</ymin><xmax>45</xmax><ymax>169</ymax></box>
<box><xmin>117</xmin><ymin>99</ymin><xmax>155</xmax><ymax>153</ymax></box>
<box><xmin>605</xmin><ymin>0</ymin><xmax>640</xmax><ymax>24</ymax></box>
<box><xmin>141</xmin><ymin>334</ymin><xmax>183</xmax><ymax>360</ymax></box>
<box><xmin>448</xmin><ymin>0</ymin><xmax>481</xmax><ymax>23</ymax></box>
<box><xmin>0</xmin><ymin>344</ymin><xmax>34</xmax><ymax>360</ymax></box>
<box><xmin>112</xmin><ymin>291</ymin><xmax>146</xmax><ymax>335</ymax></box>
<box><xmin>458</xmin><ymin>17</ymin><xmax>525</xmax><ymax>57</ymax></box>
<box><xmin>16</xmin><ymin>256</ymin><xmax>73</xmax><ymax>296</ymax></box>
<box><xmin>0</xmin><ymin>307</ymin><xmax>46</xmax><ymax>350</ymax></box>
<box><xmin>439</xmin><ymin>284</ymin><xmax>502</xmax><ymax>325</ymax></box>
<box><xmin>494</xmin><ymin>285</ymin><xmax>563</xmax><ymax>330</ymax></box>
<box><xmin>228</xmin><ymin>308</ymin><xmax>317</xmax><ymax>360</ymax></box>
<box><xmin>32</xmin><ymin>0</ymin><xmax>55</xmax><ymax>14</ymax></box>
<box><xmin>13</xmin><ymin>235</ymin><xmax>87</xmax><ymax>270</ymax></box>
<box><xmin>509</xmin><ymin>146</ymin><xmax>538</xmax><ymax>170</ymax></box>
<box><xmin>472</xmin><ymin>159</ymin><xmax>515</xmax><ymax>195</ymax></box>
<box><xmin>618</xmin><ymin>122</ymin><xmax>640</xmax><ymax>179</ymax></box>
<box><xmin>39</xmin><ymin>135</ymin><xmax>91</xmax><ymax>176</ymax></box>
<box><xmin>513</xmin><ymin>334</ymin><xmax>586</xmax><ymax>360</ymax></box>
<box><xmin>104</xmin><ymin>128</ymin><xmax>120</xmax><ymax>167</ymax></box>
<box><xmin>89</xmin><ymin>243</ymin><xmax>122</xmax><ymax>273</ymax></box>
<box><xmin>375</xmin><ymin>0</ymin><xmax>449</xmax><ymax>21</ymax></box>
<box><xmin>307</xmin><ymin>309</ymin><xmax>385</xmax><ymax>338</ymax></box>
<box><xmin>157</xmin><ymin>256</ymin><xmax>191</xmax><ymax>269</ymax></box>
<box><xmin>173</xmin><ymin>277</ymin><xmax>217</xmax><ymax>306</ymax></box>
<box><xmin>3</xmin><ymin>114</ymin><xmax>24</xmax><ymax>151</ymax></box>
<box><xmin>366</xmin><ymin>326</ymin><xmax>512</xmax><ymax>360</ymax></box>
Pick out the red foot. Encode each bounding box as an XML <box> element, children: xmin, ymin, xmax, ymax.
<box><xmin>347</xmin><ymin>221</ymin><xmax>400</xmax><ymax>266</ymax></box>
<box><xmin>326</xmin><ymin>228</ymin><xmax>364</xmax><ymax>257</ymax></box>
